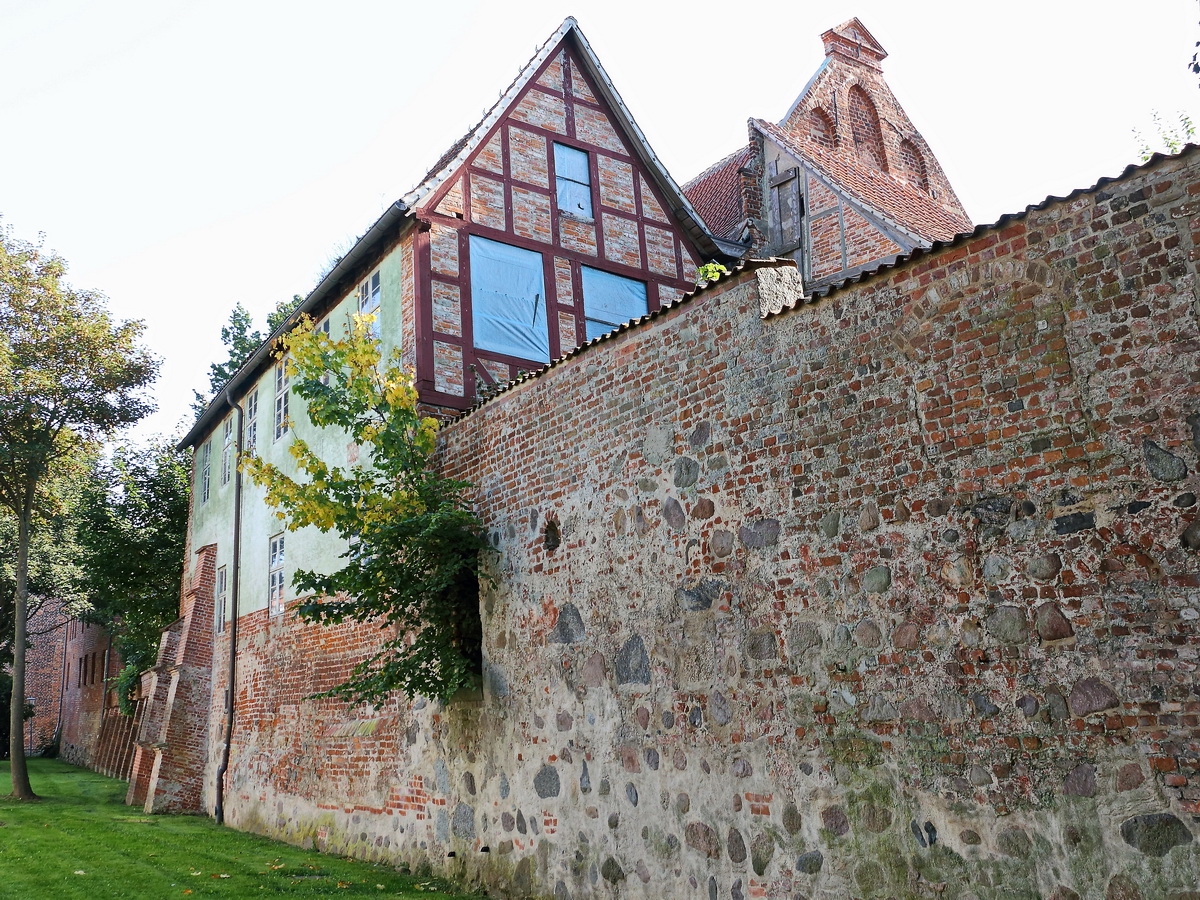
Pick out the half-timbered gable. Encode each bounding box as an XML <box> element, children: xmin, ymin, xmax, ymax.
<box><xmin>404</xmin><ymin>19</ymin><xmax>734</xmax><ymax>410</ymax></box>
<box><xmin>176</xmin><ymin>16</ymin><xmax>732</xmax><ymax>652</ymax></box>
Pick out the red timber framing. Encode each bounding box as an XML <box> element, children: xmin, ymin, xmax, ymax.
<box><xmin>411</xmin><ymin>38</ymin><xmax>703</xmax><ymax>411</ymax></box>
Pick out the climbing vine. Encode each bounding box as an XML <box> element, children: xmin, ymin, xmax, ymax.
<box><xmin>242</xmin><ymin>314</ymin><xmax>488</xmax><ymax>705</ymax></box>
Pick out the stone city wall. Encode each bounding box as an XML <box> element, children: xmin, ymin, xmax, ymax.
<box><xmin>214</xmin><ymin>148</ymin><xmax>1200</xmax><ymax>899</ymax></box>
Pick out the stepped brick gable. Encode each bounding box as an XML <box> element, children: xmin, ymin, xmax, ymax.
<box><xmin>685</xmin><ymin>17</ymin><xmax>973</xmax><ymax>288</ymax></box>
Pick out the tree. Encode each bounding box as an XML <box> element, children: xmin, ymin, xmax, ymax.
<box><xmin>1134</xmin><ymin>111</ymin><xmax>1196</xmax><ymax>161</ymax></box>
<box><xmin>0</xmin><ymin>479</ymin><xmax>86</xmax><ymax>758</ymax></box>
<box><xmin>193</xmin><ymin>296</ymin><xmax>304</xmax><ymax>417</ymax></box>
<box><xmin>75</xmin><ymin>441</ymin><xmax>189</xmax><ymax>713</ymax></box>
<box><xmin>0</xmin><ymin>226</ymin><xmax>156</xmax><ymax>799</ymax></box>
<box><xmin>242</xmin><ymin>314</ymin><xmax>488</xmax><ymax>706</ymax></box>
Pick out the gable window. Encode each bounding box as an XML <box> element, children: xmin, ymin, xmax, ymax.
<box><xmin>268</xmin><ymin>533</ymin><xmax>286</xmax><ymax>616</ymax></box>
<box><xmin>245</xmin><ymin>389</ymin><xmax>258</xmax><ymax>453</ymax></box>
<box><xmin>274</xmin><ymin>360</ymin><xmax>290</xmax><ymax>441</ymax></box>
<box><xmin>554</xmin><ymin>143</ymin><xmax>593</xmax><ymax>219</ymax></box>
<box><xmin>358</xmin><ymin>271</ymin><xmax>381</xmax><ymax>339</ymax></box>
<box><xmin>200</xmin><ymin>440</ymin><xmax>211</xmax><ymax>503</ymax></box>
<box><xmin>220</xmin><ymin>418</ymin><xmax>233</xmax><ymax>486</ymax></box>
<box><xmin>215</xmin><ymin>565</ymin><xmax>227</xmax><ymax>634</ymax></box>
<box><xmin>581</xmin><ymin>266</ymin><xmax>648</xmax><ymax>341</ymax></box>
<box><xmin>469</xmin><ymin>236</ymin><xmax>550</xmax><ymax>363</ymax></box>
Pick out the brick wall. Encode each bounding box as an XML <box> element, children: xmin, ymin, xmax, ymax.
<box><xmin>59</xmin><ymin>620</ymin><xmax>121</xmax><ymax>767</ymax></box>
<box><xmin>21</xmin><ymin>596</ymin><xmax>68</xmax><ymax>754</ymax></box>
<box><xmin>202</xmin><ymin>147</ymin><xmax>1200</xmax><ymax>899</ymax></box>
<box><xmin>127</xmin><ymin>542</ymin><xmax>214</xmax><ymax>812</ymax></box>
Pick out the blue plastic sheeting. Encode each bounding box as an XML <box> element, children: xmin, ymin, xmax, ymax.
<box><xmin>554</xmin><ymin>143</ymin><xmax>593</xmax><ymax>217</ymax></box>
<box><xmin>581</xmin><ymin>266</ymin><xmax>648</xmax><ymax>341</ymax></box>
<box><xmin>469</xmin><ymin>236</ymin><xmax>550</xmax><ymax>363</ymax></box>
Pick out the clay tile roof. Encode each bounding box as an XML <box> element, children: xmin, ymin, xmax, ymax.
<box><xmin>755</xmin><ymin>119</ymin><xmax>972</xmax><ymax>243</ymax></box>
<box><xmin>683</xmin><ymin>145</ymin><xmax>754</xmax><ymax>243</ymax></box>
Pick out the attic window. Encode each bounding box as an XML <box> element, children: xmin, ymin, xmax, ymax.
<box><xmin>581</xmin><ymin>266</ymin><xmax>648</xmax><ymax>341</ymax></box>
<box><xmin>554</xmin><ymin>143</ymin><xmax>593</xmax><ymax>218</ymax></box>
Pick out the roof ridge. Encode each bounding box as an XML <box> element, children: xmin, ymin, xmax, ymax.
<box><xmin>402</xmin><ymin>17</ymin><xmax>577</xmax><ymax>209</ymax></box>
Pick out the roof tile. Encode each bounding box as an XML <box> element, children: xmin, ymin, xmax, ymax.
<box><xmin>756</xmin><ymin>118</ymin><xmax>972</xmax><ymax>242</ymax></box>
<box><xmin>683</xmin><ymin>146</ymin><xmax>753</xmax><ymax>242</ymax></box>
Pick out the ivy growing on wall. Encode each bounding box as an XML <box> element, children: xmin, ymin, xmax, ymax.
<box><xmin>242</xmin><ymin>314</ymin><xmax>488</xmax><ymax>705</ymax></box>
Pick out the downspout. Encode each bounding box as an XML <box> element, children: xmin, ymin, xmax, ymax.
<box><xmin>52</xmin><ymin>616</ymin><xmax>70</xmax><ymax>748</ymax></box>
<box><xmin>214</xmin><ymin>389</ymin><xmax>244</xmax><ymax>826</ymax></box>
<box><xmin>102</xmin><ymin>633</ymin><xmax>112</xmax><ymax>712</ymax></box>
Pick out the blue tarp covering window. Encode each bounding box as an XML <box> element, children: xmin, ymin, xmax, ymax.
<box><xmin>581</xmin><ymin>266</ymin><xmax>648</xmax><ymax>341</ymax></box>
<box><xmin>554</xmin><ymin>143</ymin><xmax>593</xmax><ymax>218</ymax></box>
<box><xmin>469</xmin><ymin>236</ymin><xmax>550</xmax><ymax>363</ymax></box>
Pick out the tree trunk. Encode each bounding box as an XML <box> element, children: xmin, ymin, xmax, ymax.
<box><xmin>8</xmin><ymin>506</ymin><xmax>37</xmax><ymax>800</ymax></box>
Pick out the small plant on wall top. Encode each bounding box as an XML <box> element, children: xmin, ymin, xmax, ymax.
<box><xmin>695</xmin><ymin>261</ymin><xmax>731</xmax><ymax>284</ymax></box>
<box><xmin>242</xmin><ymin>314</ymin><xmax>488</xmax><ymax>705</ymax></box>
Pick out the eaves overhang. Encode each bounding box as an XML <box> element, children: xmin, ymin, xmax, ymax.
<box><xmin>179</xmin><ymin>200</ymin><xmax>413</xmax><ymax>451</ymax></box>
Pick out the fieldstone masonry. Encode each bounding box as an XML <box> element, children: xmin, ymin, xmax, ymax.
<box><xmin>196</xmin><ymin>147</ymin><xmax>1200</xmax><ymax>898</ymax></box>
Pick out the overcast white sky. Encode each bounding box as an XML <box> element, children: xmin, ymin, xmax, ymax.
<box><xmin>2</xmin><ymin>0</ymin><xmax>1196</xmax><ymax>439</ymax></box>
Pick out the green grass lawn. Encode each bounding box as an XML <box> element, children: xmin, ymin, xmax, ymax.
<box><xmin>0</xmin><ymin>759</ymin><xmax>483</xmax><ymax>899</ymax></box>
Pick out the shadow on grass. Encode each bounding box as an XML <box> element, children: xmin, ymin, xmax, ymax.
<box><xmin>0</xmin><ymin>758</ymin><xmax>484</xmax><ymax>899</ymax></box>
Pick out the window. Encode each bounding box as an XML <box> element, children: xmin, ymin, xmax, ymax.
<box><xmin>469</xmin><ymin>236</ymin><xmax>550</xmax><ymax>363</ymax></box>
<box><xmin>317</xmin><ymin>317</ymin><xmax>332</xmax><ymax>385</ymax></box>
<box><xmin>358</xmin><ymin>271</ymin><xmax>381</xmax><ymax>339</ymax></box>
<box><xmin>554</xmin><ymin>143</ymin><xmax>592</xmax><ymax>218</ymax></box>
<box><xmin>245</xmin><ymin>389</ymin><xmax>258</xmax><ymax>453</ymax></box>
<box><xmin>274</xmin><ymin>360</ymin><xmax>289</xmax><ymax>441</ymax></box>
<box><xmin>268</xmin><ymin>533</ymin><xmax>286</xmax><ymax>616</ymax></box>
<box><xmin>200</xmin><ymin>440</ymin><xmax>211</xmax><ymax>503</ymax></box>
<box><xmin>580</xmin><ymin>266</ymin><xmax>648</xmax><ymax>341</ymax></box>
<box><xmin>220</xmin><ymin>418</ymin><xmax>233</xmax><ymax>486</ymax></box>
<box><xmin>215</xmin><ymin>565</ymin><xmax>227</xmax><ymax>634</ymax></box>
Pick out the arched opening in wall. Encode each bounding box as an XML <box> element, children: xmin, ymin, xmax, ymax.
<box><xmin>809</xmin><ymin>108</ymin><xmax>837</xmax><ymax>149</ymax></box>
<box><xmin>848</xmin><ymin>86</ymin><xmax>887</xmax><ymax>171</ymax></box>
<box><xmin>899</xmin><ymin>139</ymin><xmax>930</xmax><ymax>193</ymax></box>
